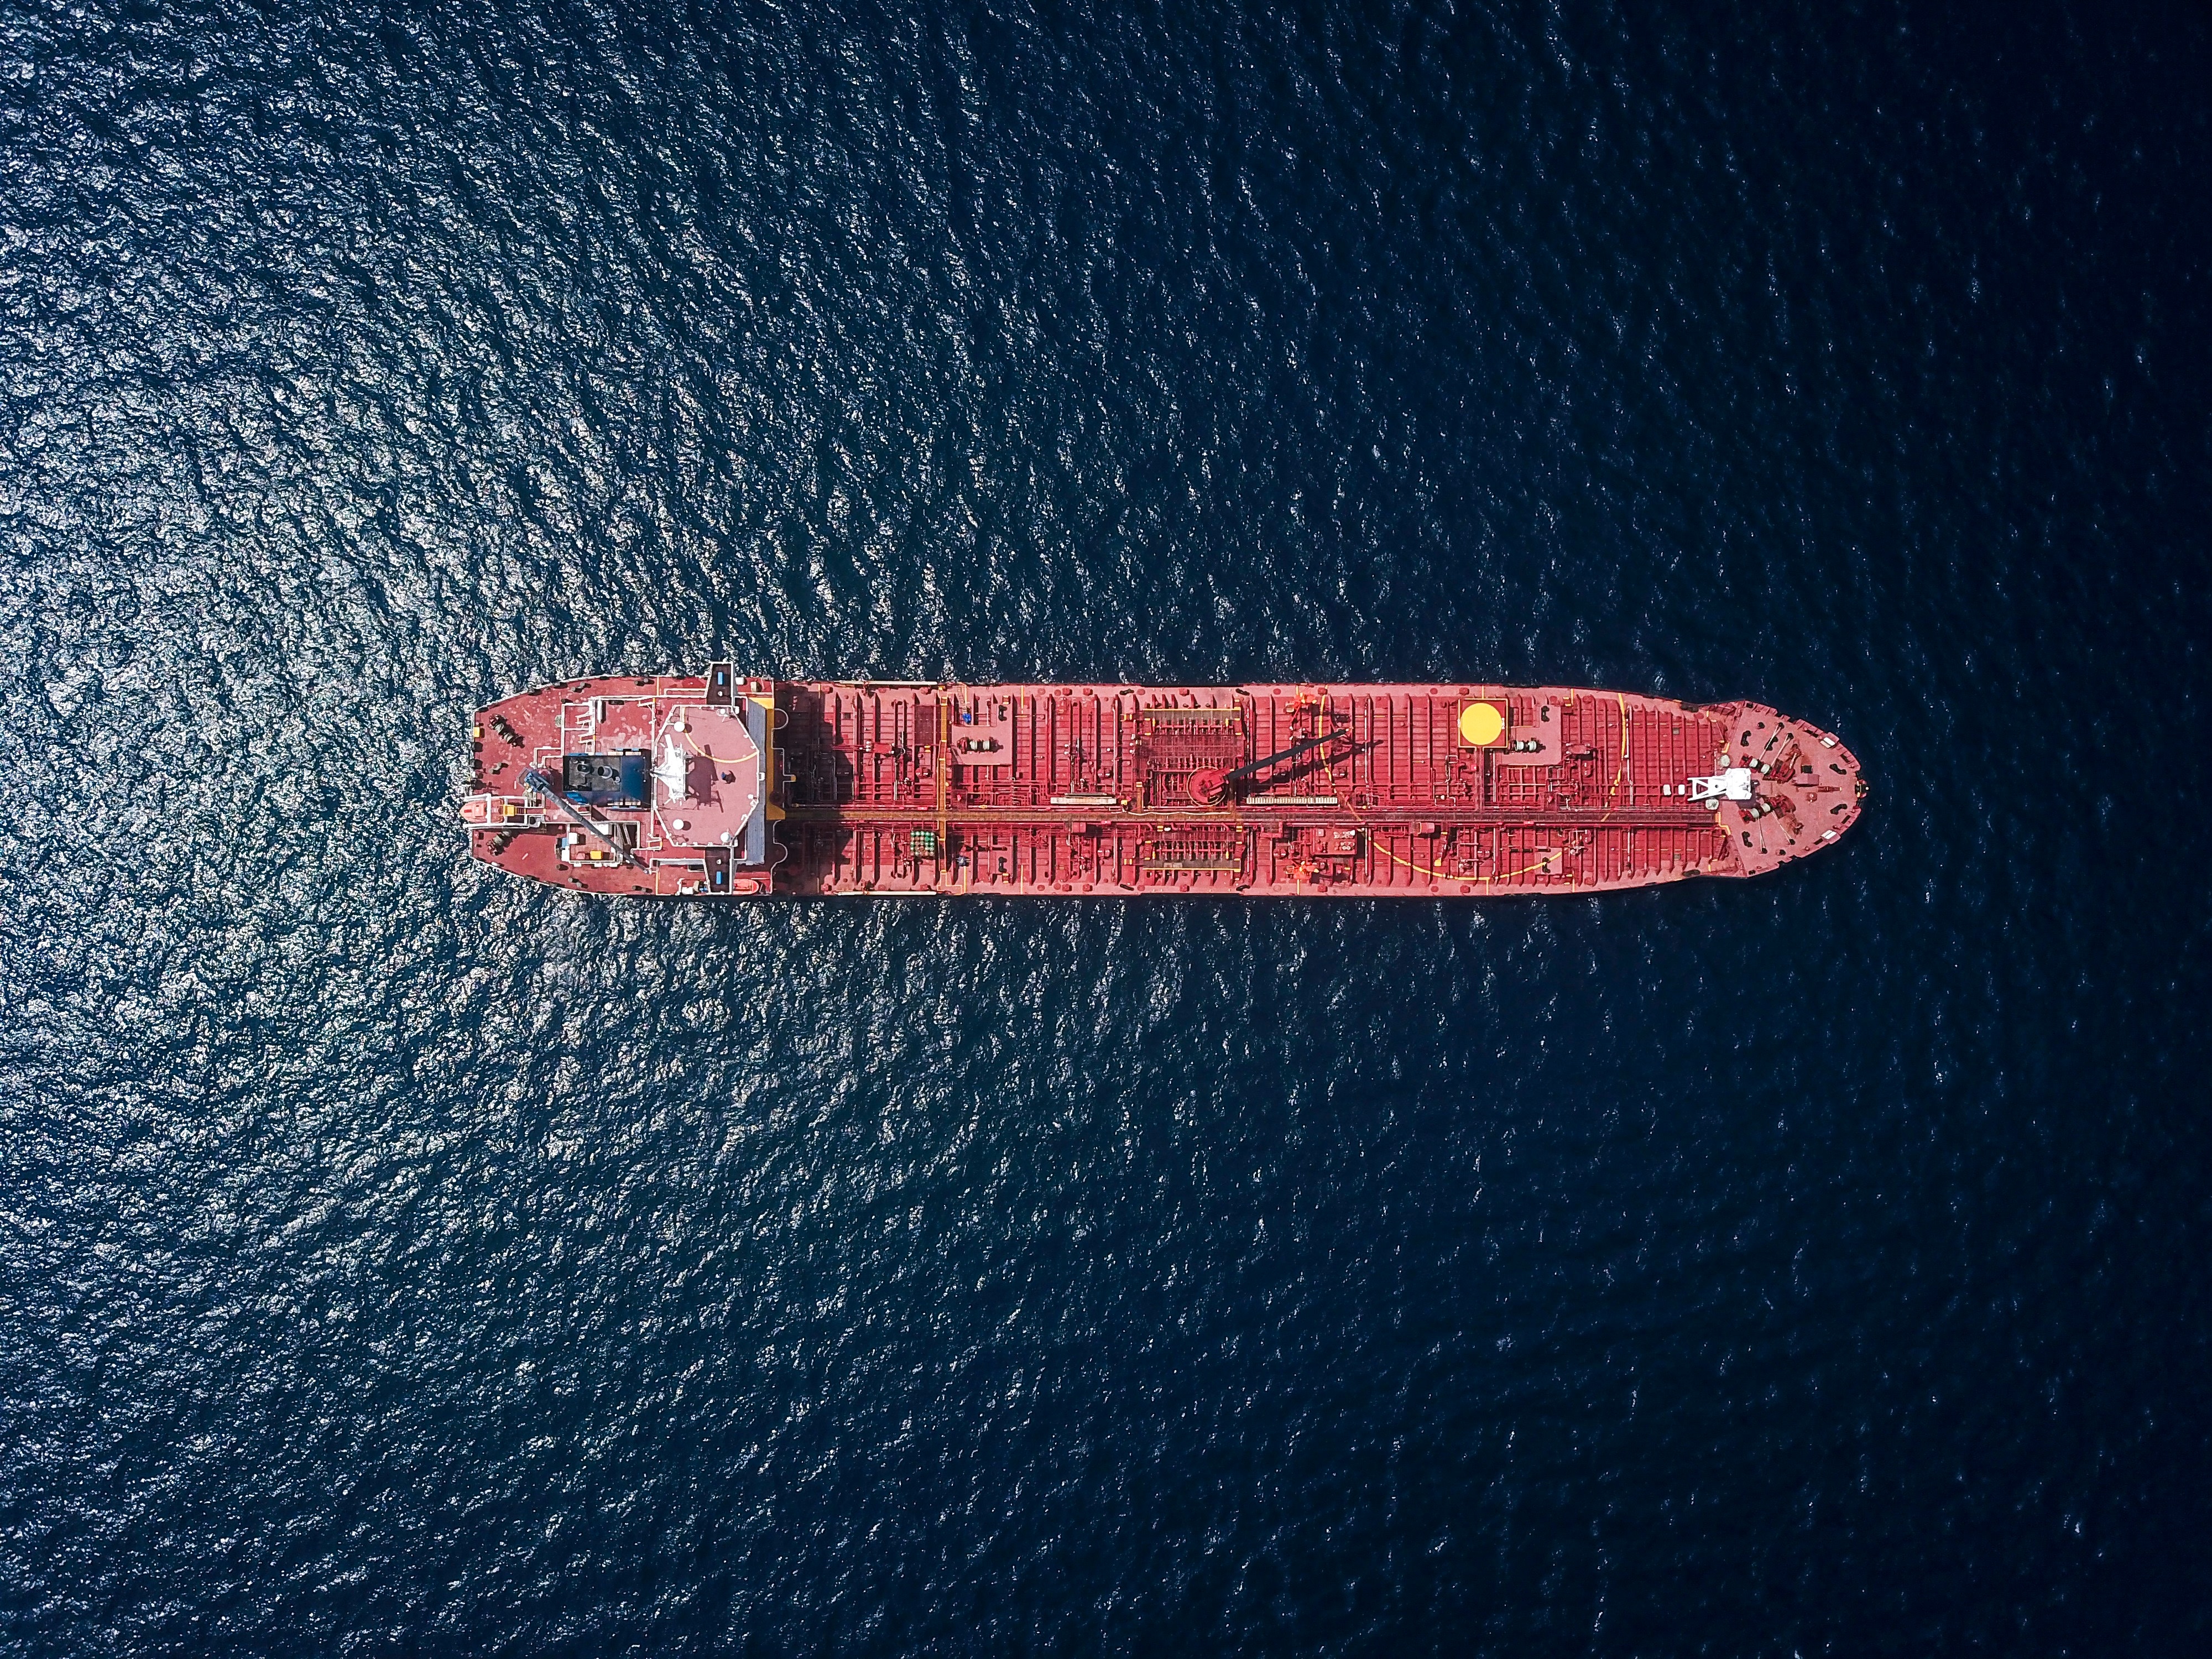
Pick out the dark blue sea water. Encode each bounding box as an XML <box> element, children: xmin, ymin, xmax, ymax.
<box><xmin>4</xmin><ymin>1</ymin><xmax>2210</xmax><ymax>1652</ymax></box>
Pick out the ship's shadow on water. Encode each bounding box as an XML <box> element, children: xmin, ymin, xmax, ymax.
<box><xmin>3</xmin><ymin>0</ymin><xmax>2211</xmax><ymax>1651</ymax></box>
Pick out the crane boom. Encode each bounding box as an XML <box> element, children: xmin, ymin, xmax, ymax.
<box><xmin>523</xmin><ymin>769</ymin><xmax>632</xmax><ymax>864</ymax></box>
<box><xmin>1224</xmin><ymin>725</ymin><xmax>1351</xmax><ymax>787</ymax></box>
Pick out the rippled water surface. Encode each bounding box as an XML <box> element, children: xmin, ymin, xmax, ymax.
<box><xmin>4</xmin><ymin>2</ymin><xmax>2210</xmax><ymax>1652</ymax></box>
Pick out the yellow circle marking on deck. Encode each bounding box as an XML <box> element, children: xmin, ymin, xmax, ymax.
<box><xmin>1458</xmin><ymin>701</ymin><xmax>1506</xmax><ymax>746</ymax></box>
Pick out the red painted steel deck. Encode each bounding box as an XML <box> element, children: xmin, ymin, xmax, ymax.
<box><xmin>462</xmin><ymin>669</ymin><xmax>1868</xmax><ymax>898</ymax></box>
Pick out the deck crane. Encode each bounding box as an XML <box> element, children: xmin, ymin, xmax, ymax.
<box><xmin>1188</xmin><ymin>725</ymin><xmax>1353</xmax><ymax>805</ymax></box>
<box><xmin>523</xmin><ymin>769</ymin><xmax>633</xmax><ymax>865</ymax></box>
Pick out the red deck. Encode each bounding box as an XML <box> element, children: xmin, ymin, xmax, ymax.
<box><xmin>462</xmin><ymin>670</ymin><xmax>1867</xmax><ymax>898</ymax></box>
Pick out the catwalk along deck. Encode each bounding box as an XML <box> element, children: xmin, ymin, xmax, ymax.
<box><xmin>461</xmin><ymin>668</ymin><xmax>1867</xmax><ymax>898</ymax></box>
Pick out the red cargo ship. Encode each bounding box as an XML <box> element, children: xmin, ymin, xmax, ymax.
<box><xmin>461</xmin><ymin>667</ymin><xmax>1866</xmax><ymax>898</ymax></box>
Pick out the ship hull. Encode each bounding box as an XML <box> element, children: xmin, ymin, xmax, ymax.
<box><xmin>462</xmin><ymin>671</ymin><xmax>1866</xmax><ymax>898</ymax></box>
